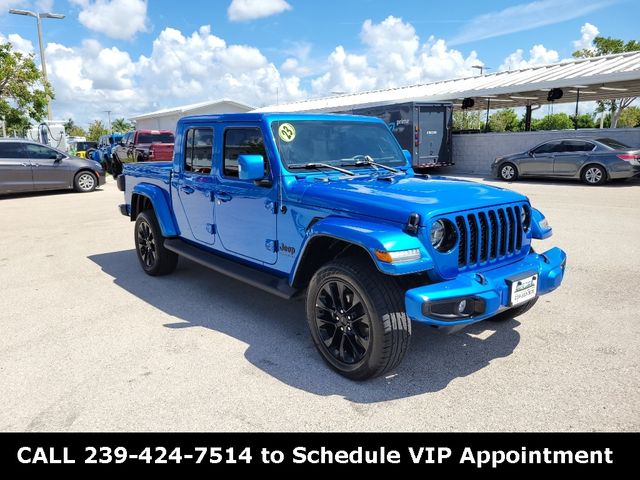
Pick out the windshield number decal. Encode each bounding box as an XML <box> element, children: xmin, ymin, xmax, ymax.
<box><xmin>278</xmin><ymin>123</ymin><xmax>296</xmax><ymax>142</ymax></box>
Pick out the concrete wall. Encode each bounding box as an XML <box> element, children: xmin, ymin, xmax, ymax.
<box><xmin>134</xmin><ymin>103</ymin><xmax>252</xmax><ymax>131</ymax></box>
<box><xmin>450</xmin><ymin>128</ymin><xmax>640</xmax><ymax>175</ymax></box>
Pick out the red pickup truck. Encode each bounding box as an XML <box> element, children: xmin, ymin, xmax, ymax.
<box><xmin>111</xmin><ymin>130</ymin><xmax>175</xmax><ymax>177</ymax></box>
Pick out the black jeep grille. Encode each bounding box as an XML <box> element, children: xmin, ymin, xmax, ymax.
<box><xmin>455</xmin><ymin>205</ymin><xmax>524</xmax><ymax>268</ymax></box>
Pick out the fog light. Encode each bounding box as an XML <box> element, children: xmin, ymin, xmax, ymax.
<box><xmin>457</xmin><ymin>300</ymin><xmax>467</xmax><ymax>314</ymax></box>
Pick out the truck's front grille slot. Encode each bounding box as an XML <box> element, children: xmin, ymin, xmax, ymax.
<box><xmin>456</xmin><ymin>216</ymin><xmax>467</xmax><ymax>267</ymax></box>
<box><xmin>452</xmin><ymin>205</ymin><xmax>525</xmax><ymax>269</ymax></box>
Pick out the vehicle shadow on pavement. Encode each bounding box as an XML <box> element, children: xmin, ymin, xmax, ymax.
<box><xmin>89</xmin><ymin>250</ymin><xmax>522</xmax><ymax>403</ymax></box>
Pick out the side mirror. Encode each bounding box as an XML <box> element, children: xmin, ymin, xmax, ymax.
<box><xmin>402</xmin><ymin>149</ymin><xmax>412</xmax><ymax>164</ymax></box>
<box><xmin>55</xmin><ymin>153</ymin><xmax>64</xmax><ymax>162</ymax></box>
<box><xmin>238</xmin><ymin>154</ymin><xmax>266</xmax><ymax>181</ymax></box>
<box><xmin>528</xmin><ymin>150</ymin><xmax>534</xmax><ymax>157</ymax></box>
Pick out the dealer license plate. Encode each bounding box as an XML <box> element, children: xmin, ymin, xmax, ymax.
<box><xmin>509</xmin><ymin>274</ymin><xmax>538</xmax><ymax>306</ymax></box>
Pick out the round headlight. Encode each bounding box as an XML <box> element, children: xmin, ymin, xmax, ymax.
<box><xmin>430</xmin><ymin>220</ymin><xmax>446</xmax><ymax>248</ymax></box>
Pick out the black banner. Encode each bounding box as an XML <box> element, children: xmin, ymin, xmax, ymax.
<box><xmin>1</xmin><ymin>433</ymin><xmax>634</xmax><ymax>472</ymax></box>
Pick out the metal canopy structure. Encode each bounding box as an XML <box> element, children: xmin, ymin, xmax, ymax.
<box><xmin>254</xmin><ymin>51</ymin><xmax>640</xmax><ymax>113</ymax></box>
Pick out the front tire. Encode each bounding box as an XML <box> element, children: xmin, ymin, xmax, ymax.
<box><xmin>487</xmin><ymin>297</ymin><xmax>538</xmax><ymax>322</ymax></box>
<box><xmin>581</xmin><ymin>164</ymin><xmax>606</xmax><ymax>185</ymax></box>
<box><xmin>73</xmin><ymin>171</ymin><xmax>97</xmax><ymax>192</ymax></box>
<box><xmin>134</xmin><ymin>210</ymin><xmax>178</xmax><ymax>276</ymax></box>
<box><xmin>306</xmin><ymin>257</ymin><xmax>411</xmax><ymax>380</ymax></box>
<box><xmin>499</xmin><ymin>162</ymin><xmax>518</xmax><ymax>181</ymax></box>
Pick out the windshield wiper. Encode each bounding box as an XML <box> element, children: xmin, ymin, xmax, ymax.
<box><xmin>288</xmin><ymin>163</ymin><xmax>355</xmax><ymax>176</ymax></box>
<box><xmin>340</xmin><ymin>155</ymin><xmax>400</xmax><ymax>173</ymax></box>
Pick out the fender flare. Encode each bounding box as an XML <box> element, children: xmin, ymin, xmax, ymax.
<box><xmin>289</xmin><ymin>216</ymin><xmax>433</xmax><ymax>284</ymax></box>
<box><xmin>131</xmin><ymin>183</ymin><xmax>179</xmax><ymax>237</ymax></box>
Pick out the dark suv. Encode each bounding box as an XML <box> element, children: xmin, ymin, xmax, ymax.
<box><xmin>0</xmin><ymin>139</ymin><xmax>105</xmax><ymax>195</ymax></box>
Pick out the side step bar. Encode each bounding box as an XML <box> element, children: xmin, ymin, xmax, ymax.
<box><xmin>164</xmin><ymin>239</ymin><xmax>299</xmax><ymax>300</ymax></box>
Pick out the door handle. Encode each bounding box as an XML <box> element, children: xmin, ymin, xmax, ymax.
<box><xmin>216</xmin><ymin>192</ymin><xmax>232</xmax><ymax>202</ymax></box>
<box><xmin>32</xmin><ymin>163</ymin><xmax>40</xmax><ymax>167</ymax></box>
<box><xmin>180</xmin><ymin>186</ymin><xmax>194</xmax><ymax>194</ymax></box>
<box><xmin>20</xmin><ymin>163</ymin><xmax>30</xmax><ymax>167</ymax></box>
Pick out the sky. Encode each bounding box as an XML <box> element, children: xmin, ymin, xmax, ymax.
<box><xmin>0</xmin><ymin>0</ymin><xmax>637</xmax><ymax>127</ymax></box>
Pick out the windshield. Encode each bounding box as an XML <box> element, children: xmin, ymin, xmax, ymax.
<box><xmin>138</xmin><ymin>132</ymin><xmax>174</xmax><ymax>144</ymax></box>
<box><xmin>596</xmin><ymin>137</ymin><xmax>631</xmax><ymax>150</ymax></box>
<box><xmin>271</xmin><ymin>120</ymin><xmax>406</xmax><ymax>171</ymax></box>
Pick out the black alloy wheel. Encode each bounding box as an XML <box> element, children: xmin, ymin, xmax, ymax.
<box><xmin>314</xmin><ymin>279</ymin><xmax>372</xmax><ymax>365</ymax></box>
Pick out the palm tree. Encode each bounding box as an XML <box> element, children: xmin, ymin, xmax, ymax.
<box><xmin>112</xmin><ymin>117</ymin><xmax>134</xmax><ymax>133</ymax></box>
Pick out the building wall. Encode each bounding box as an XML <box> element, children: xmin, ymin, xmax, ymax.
<box><xmin>450</xmin><ymin>128</ymin><xmax>640</xmax><ymax>175</ymax></box>
<box><xmin>133</xmin><ymin>103</ymin><xmax>252</xmax><ymax>131</ymax></box>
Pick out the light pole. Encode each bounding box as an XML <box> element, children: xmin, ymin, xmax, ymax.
<box><xmin>104</xmin><ymin>110</ymin><xmax>112</xmax><ymax>133</ymax></box>
<box><xmin>9</xmin><ymin>9</ymin><xmax>65</xmax><ymax>121</ymax></box>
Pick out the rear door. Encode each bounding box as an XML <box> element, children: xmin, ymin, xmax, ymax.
<box><xmin>0</xmin><ymin>142</ymin><xmax>33</xmax><ymax>193</ymax></box>
<box><xmin>417</xmin><ymin>106</ymin><xmax>445</xmax><ymax>166</ymax></box>
<box><xmin>520</xmin><ymin>141</ymin><xmax>562</xmax><ymax>175</ymax></box>
<box><xmin>554</xmin><ymin>140</ymin><xmax>595</xmax><ymax>175</ymax></box>
<box><xmin>175</xmin><ymin>126</ymin><xmax>216</xmax><ymax>245</ymax></box>
<box><xmin>24</xmin><ymin>143</ymin><xmax>72</xmax><ymax>190</ymax></box>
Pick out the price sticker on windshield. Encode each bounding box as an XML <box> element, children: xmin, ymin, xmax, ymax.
<box><xmin>278</xmin><ymin>123</ymin><xmax>296</xmax><ymax>142</ymax></box>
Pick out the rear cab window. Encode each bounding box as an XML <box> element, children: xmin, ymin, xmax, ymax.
<box><xmin>184</xmin><ymin>128</ymin><xmax>213</xmax><ymax>174</ymax></box>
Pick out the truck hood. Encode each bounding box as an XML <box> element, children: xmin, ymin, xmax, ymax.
<box><xmin>297</xmin><ymin>174</ymin><xmax>528</xmax><ymax>225</ymax></box>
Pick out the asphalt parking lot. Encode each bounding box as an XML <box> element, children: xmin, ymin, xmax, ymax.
<box><xmin>1</xmin><ymin>175</ymin><xmax>638</xmax><ymax>432</ymax></box>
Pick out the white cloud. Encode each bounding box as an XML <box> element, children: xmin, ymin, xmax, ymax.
<box><xmin>449</xmin><ymin>0</ymin><xmax>614</xmax><ymax>45</ymax></box>
<box><xmin>573</xmin><ymin>22</ymin><xmax>599</xmax><ymax>51</ymax></box>
<box><xmin>228</xmin><ymin>0</ymin><xmax>291</xmax><ymax>22</ymax></box>
<box><xmin>0</xmin><ymin>0</ymin><xmax>25</xmax><ymax>11</ymax></box>
<box><xmin>312</xmin><ymin>16</ymin><xmax>481</xmax><ymax>95</ymax></box>
<box><xmin>70</xmin><ymin>0</ymin><xmax>148</xmax><ymax>40</ymax></box>
<box><xmin>43</xmin><ymin>24</ymin><xmax>306</xmax><ymax>124</ymax></box>
<box><xmin>499</xmin><ymin>44</ymin><xmax>559</xmax><ymax>71</ymax></box>
<box><xmin>0</xmin><ymin>32</ymin><xmax>34</xmax><ymax>55</ymax></box>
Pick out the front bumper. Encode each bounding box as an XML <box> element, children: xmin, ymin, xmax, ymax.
<box><xmin>405</xmin><ymin>247</ymin><xmax>567</xmax><ymax>326</ymax></box>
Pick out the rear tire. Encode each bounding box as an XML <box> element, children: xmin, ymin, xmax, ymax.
<box><xmin>498</xmin><ymin>162</ymin><xmax>518</xmax><ymax>181</ymax></box>
<box><xmin>487</xmin><ymin>297</ymin><xmax>538</xmax><ymax>322</ymax></box>
<box><xmin>73</xmin><ymin>171</ymin><xmax>97</xmax><ymax>192</ymax></box>
<box><xmin>306</xmin><ymin>257</ymin><xmax>411</xmax><ymax>380</ymax></box>
<box><xmin>581</xmin><ymin>164</ymin><xmax>606</xmax><ymax>185</ymax></box>
<box><xmin>134</xmin><ymin>210</ymin><xmax>178</xmax><ymax>276</ymax></box>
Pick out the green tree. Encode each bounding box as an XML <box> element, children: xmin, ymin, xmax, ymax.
<box><xmin>453</xmin><ymin>110</ymin><xmax>482</xmax><ymax>130</ymax></box>
<box><xmin>573</xmin><ymin>36</ymin><xmax>640</xmax><ymax>128</ymax></box>
<box><xmin>487</xmin><ymin>108</ymin><xmax>520</xmax><ymax>132</ymax></box>
<box><xmin>87</xmin><ymin>120</ymin><xmax>109</xmax><ymax>141</ymax></box>
<box><xmin>63</xmin><ymin>118</ymin><xmax>87</xmax><ymax>137</ymax></box>
<box><xmin>569</xmin><ymin>113</ymin><xmax>596</xmax><ymax>129</ymax></box>
<box><xmin>532</xmin><ymin>113</ymin><xmax>574</xmax><ymax>131</ymax></box>
<box><xmin>617</xmin><ymin>106</ymin><xmax>640</xmax><ymax>128</ymax></box>
<box><xmin>0</xmin><ymin>42</ymin><xmax>53</xmax><ymax>134</ymax></box>
<box><xmin>111</xmin><ymin>117</ymin><xmax>133</xmax><ymax>133</ymax></box>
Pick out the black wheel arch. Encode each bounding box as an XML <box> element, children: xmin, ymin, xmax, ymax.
<box><xmin>291</xmin><ymin>236</ymin><xmax>377</xmax><ymax>289</ymax></box>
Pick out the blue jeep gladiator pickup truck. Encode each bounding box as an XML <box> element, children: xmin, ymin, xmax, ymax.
<box><xmin>118</xmin><ymin>113</ymin><xmax>567</xmax><ymax>380</ymax></box>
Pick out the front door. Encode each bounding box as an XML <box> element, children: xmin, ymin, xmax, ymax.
<box><xmin>215</xmin><ymin>125</ymin><xmax>278</xmax><ymax>265</ymax></box>
<box><xmin>0</xmin><ymin>142</ymin><xmax>33</xmax><ymax>193</ymax></box>
<box><xmin>22</xmin><ymin>143</ymin><xmax>71</xmax><ymax>190</ymax></box>
<box><xmin>520</xmin><ymin>140</ymin><xmax>562</xmax><ymax>176</ymax></box>
<box><xmin>176</xmin><ymin>127</ymin><xmax>216</xmax><ymax>245</ymax></box>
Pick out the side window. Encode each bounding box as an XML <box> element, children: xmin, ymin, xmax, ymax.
<box><xmin>562</xmin><ymin>140</ymin><xmax>595</xmax><ymax>152</ymax></box>
<box><xmin>0</xmin><ymin>142</ymin><xmax>26</xmax><ymax>159</ymax></box>
<box><xmin>223</xmin><ymin>128</ymin><xmax>267</xmax><ymax>178</ymax></box>
<box><xmin>184</xmin><ymin>127</ymin><xmax>213</xmax><ymax>174</ymax></box>
<box><xmin>533</xmin><ymin>141</ymin><xmax>561</xmax><ymax>155</ymax></box>
<box><xmin>23</xmin><ymin>144</ymin><xmax>58</xmax><ymax>159</ymax></box>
